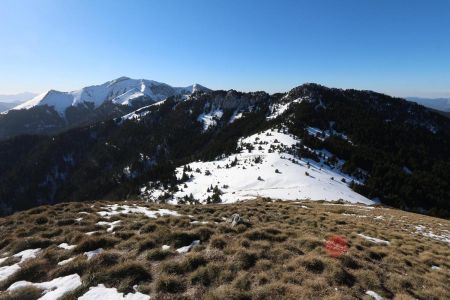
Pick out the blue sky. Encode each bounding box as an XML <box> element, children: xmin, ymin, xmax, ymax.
<box><xmin>1</xmin><ymin>0</ymin><xmax>449</xmax><ymax>97</ymax></box>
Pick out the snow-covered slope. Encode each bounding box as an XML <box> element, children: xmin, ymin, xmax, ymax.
<box><xmin>141</xmin><ymin>128</ymin><xmax>374</xmax><ymax>205</ymax></box>
<box><xmin>12</xmin><ymin>77</ymin><xmax>209</xmax><ymax>114</ymax></box>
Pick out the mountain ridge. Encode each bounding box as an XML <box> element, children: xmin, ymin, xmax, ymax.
<box><xmin>11</xmin><ymin>77</ymin><xmax>210</xmax><ymax>113</ymax></box>
<box><xmin>0</xmin><ymin>77</ymin><xmax>209</xmax><ymax>140</ymax></box>
<box><xmin>0</xmin><ymin>83</ymin><xmax>449</xmax><ymax>218</ymax></box>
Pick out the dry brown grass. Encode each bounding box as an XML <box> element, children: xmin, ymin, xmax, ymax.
<box><xmin>0</xmin><ymin>199</ymin><xmax>448</xmax><ymax>299</ymax></box>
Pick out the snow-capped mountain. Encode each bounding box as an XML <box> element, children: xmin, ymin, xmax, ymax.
<box><xmin>12</xmin><ymin>77</ymin><xmax>208</xmax><ymax>113</ymax></box>
<box><xmin>0</xmin><ymin>77</ymin><xmax>209</xmax><ymax>140</ymax></box>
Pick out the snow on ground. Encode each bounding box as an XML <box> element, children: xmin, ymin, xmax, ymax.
<box><xmin>13</xmin><ymin>248</ymin><xmax>41</xmax><ymax>263</ymax></box>
<box><xmin>0</xmin><ymin>257</ymin><xmax>8</xmax><ymax>264</ymax></box>
<box><xmin>176</xmin><ymin>240</ymin><xmax>200</xmax><ymax>254</ymax></box>
<box><xmin>58</xmin><ymin>257</ymin><xmax>76</xmax><ymax>266</ymax></box>
<box><xmin>120</xmin><ymin>100</ymin><xmax>168</xmax><ymax>122</ymax></box>
<box><xmin>58</xmin><ymin>243</ymin><xmax>76</xmax><ymax>250</ymax></box>
<box><xmin>0</xmin><ymin>264</ymin><xmax>21</xmax><ymax>281</ymax></box>
<box><xmin>357</xmin><ymin>234</ymin><xmax>390</xmax><ymax>245</ymax></box>
<box><xmin>306</xmin><ymin>126</ymin><xmax>350</xmax><ymax>142</ymax></box>
<box><xmin>84</xmin><ymin>248</ymin><xmax>103</xmax><ymax>260</ymax></box>
<box><xmin>415</xmin><ymin>225</ymin><xmax>450</xmax><ymax>244</ymax></box>
<box><xmin>79</xmin><ymin>284</ymin><xmax>150</xmax><ymax>300</ymax></box>
<box><xmin>190</xmin><ymin>220</ymin><xmax>209</xmax><ymax>225</ymax></box>
<box><xmin>162</xmin><ymin>245</ymin><xmax>171</xmax><ymax>250</ymax></box>
<box><xmin>267</xmin><ymin>102</ymin><xmax>290</xmax><ymax>120</ymax></box>
<box><xmin>97</xmin><ymin>204</ymin><xmax>180</xmax><ymax>219</ymax></box>
<box><xmin>97</xmin><ymin>220</ymin><xmax>121</xmax><ymax>232</ymax></box>
<box><xmin>7</xmin><ymin>274</ymin><xmax>82</xmax><ymax>300</ymax></box>
<box><xmin>142</xmin><ymin>128</ymin><xmax>373</xmax><ymax>205</ymax></box>
<box><xmin>366</xmin><ymin>290</ymin><xmax>383</xmax><ymax>300</ymax></box>
<box><xmin>197</xmin><ymin>109</ymin><xmax>223</xmax><ymax>131</ymax></box>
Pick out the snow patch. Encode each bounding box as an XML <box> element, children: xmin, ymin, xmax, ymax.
<box><xmin>14</xmin><ymin>248</ymin><xmax>41</xmax><ymax>263</ymax></box>
<box><xmin>58</xmin><ymin>243</ymin><xmax>76</xmax><ymax>250</ymax></box>
<box><xmin>7</xmin><ymin>274</ymin><xmax>82</xmax><ymax>300</ymax></box>
<box><xmin>97</xmin><ymin>204</ymin><xmax>180</xmax><ymax>219</ymax></box>
<box><xmin>197</xmin><ymin>109</ymin><xmax>223</xmax><ymax>131</ymax></box>
<box><xmin>97</xmin><ymin>220</ymin><xmax>121</xmax><ymax>232</ymax></box>
<box><xmin>366</xmin><ymin>290</ymin><xmax>383</xmax><ymax>300</ymax></box>
<box><xmin>58</xmin><ymin>257</ymin><xmax>76</xmax><ymax>266</ymax></box>
<box><xmin>84</xmin><ymin>248</ymin><xmax>103</xmax><ymax>260</ymax></box>
<box><xmin>357</xmin><ymin>234</ymin><xmax>390</xmax><ymax>245</ymax></box>
<box><xmin>0</xmin><ymin>264</ymin><xmax>21</xmax><ymax>282</ymax></box>
<box><xmin>176</xmin><ymin>240</ymin><xmax>200</xmax><ymax>254</ymax></box>
<box><xmin>79</xmin><ymin>284</ymin><xmax>150</xmax><ymax>300</ymax></box>
<box><xmin>415</xmin><ymin>225</ymin><xmax>450</xmax><ymax>244</ymax></box>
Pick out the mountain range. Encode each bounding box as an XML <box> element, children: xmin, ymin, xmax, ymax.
<box><xmin>0</xmin><ymin>80</ymin><xmax>449</xmax><ymax>218</ymax></box>
<box><xmin>0</xmin><ymin>77</ymin><xmax>208</xmax><ymax>139</ymax></box>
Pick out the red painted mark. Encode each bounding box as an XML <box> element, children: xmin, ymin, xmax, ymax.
<box><xmin>325</xmin><ymin>235</ymin><xmax>348</xmax><ymax>257</ymax></box>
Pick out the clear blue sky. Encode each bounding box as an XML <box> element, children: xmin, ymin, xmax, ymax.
<box><xmin>1</xmin><ymin>0</ymin><xmax>449</xmax><ymax>97</ymax></box>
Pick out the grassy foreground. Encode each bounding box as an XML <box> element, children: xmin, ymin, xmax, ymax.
<box><xmin>0</xmin><ymin>199</ymin><xmax>449</xmax><ymax>299</ymax></box>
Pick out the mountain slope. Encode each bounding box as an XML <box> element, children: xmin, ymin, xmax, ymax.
<box><xmin>0</xmin><ymin>199</ymin><xmax>448</xmax><ymax>299</ymax></box>
<box><xmin>143</xmin><ymin>128</ymin><xmax>373</xmax><ymax>205</ymax></box>
<box><xmin>0</xmin><ymin>77</ymin><xmax>208</xmax><ymax>140</ymax></box>
<box><xmin>0</xmin><ymin>84</ymin><xmax>449</xmax><ymax>217</ymax></box>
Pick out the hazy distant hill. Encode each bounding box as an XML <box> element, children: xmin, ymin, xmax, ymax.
<box><xmin>407</xmin><ymin>97</ymin><xmax>450</xmax><ymax>112</ymax></box>
<box><xmin>0</xmin><ymin>102</ymin><xmax>19</xmax><ymax>113</ymax></box>
<box><xmin>0</xmin><ymin>92</ymin><xmax>37</xmax><ymax>103</ymax></box>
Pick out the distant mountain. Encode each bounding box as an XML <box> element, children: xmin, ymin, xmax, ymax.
<box><xmin>406</xmin><ymin>97</ymin><xmax>450</xmax><ymax>112</ymax></box>
<box><xmin>0</xmin><ymin>102</ymin><xmax>19</xmax><ymax>113</ymax></box>
<box><xmin>0</xmin><ymin>77</ymin><xmax>209</xmax><ymax>139</ymax></box>
<box><xmin>0</xmin><ymin>83</ymin><xmax>449</xmax><ymax>218</ymax></box>
<box><xmin>0</xmin><ymin>92</ymin><xmax>37</xmax><ymax>103</ymax></box>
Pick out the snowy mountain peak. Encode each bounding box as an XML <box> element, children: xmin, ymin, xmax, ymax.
<box><xmin>10</xmin><ymin>77</ymin><xmax>209</xmax><ymax>114</ymax></box>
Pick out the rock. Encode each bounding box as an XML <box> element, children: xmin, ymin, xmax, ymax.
<box><xmin>228</xmin><ymin>214</ymin><xmax>243</xmax><ymax>227</ymax></box>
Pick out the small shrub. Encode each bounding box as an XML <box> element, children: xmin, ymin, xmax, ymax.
<box><xmin>155</xmin><ymin>274</ymin><xmax>186</xmax><ymax>293</ymax></box>
<box><xmin>98</xmin><ymin>262</ymin><xmax>152</xmax><ymax>288</ymax></box>
<box><xmin>34</xmin><ymin>215</ymin><xmax>49</xmax><ymax>225</ymax></box>
<box><xmin>169</xmin><ymin>231</ymin><xmax>200</xmax><ymax>248</ymax></box>
<box><xmin>9</xmin><ymin>237</ymin><xmax>52</xmax><ymax>253</ymax></box>
<box><xmin>301</xmin><ymin>257</ymin><xmax>325</xmax><ymax>274</ymax></box>
<box><xmin>140</xmin><ymin>223</ymin><xmax>158</xmax><ymax>233</ymax></box>
<box><xmin>244</xmin><ymin>228</ymin><xmax>287</xmax><ymax>242</ymax></box>
<box><xmin>190</xmin><ymin>263</ymin><xmax>222</xmax><ymax>286</ymax></box>
<box><xmin>205</xmin><ymin>284</ymin><xmax>251</xmax><ymax>300</ymax></box>
<box><xmin>74</xmin><ymin>236</ymin><xmax>120</xmax><ymax>252</ymax></box>
<box><xmin>210</xmin><ymin>237</ymin><xmax>227</xmax><ymax>249</ymax></box>
<box><xmin>147</xmin><ymin>248</ymin><xmax>173</xmax><ymax>261</ymax></box>
<box><xmin>51</xmin><ymin>256</ymin><xmax>89</xmax><ymax>278</ymax></box>
<box><xmin>235</xmin><ymin>250</ymin><xmax>258</xmax><ymax>270</ymax></box>
<box><xmin>138</xmin><ymin>238</ymin><xmax>156</xmax><ymax>252</ymax></box>
<box><xmin>57</xmin><ymin>219</ymin><xmax>76</xmax><ymax>226</ymax></box>
<box><xmin>161</xmin><ymin>253</ymin><xmax>207</xmax><ymax>274</ymax></box>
